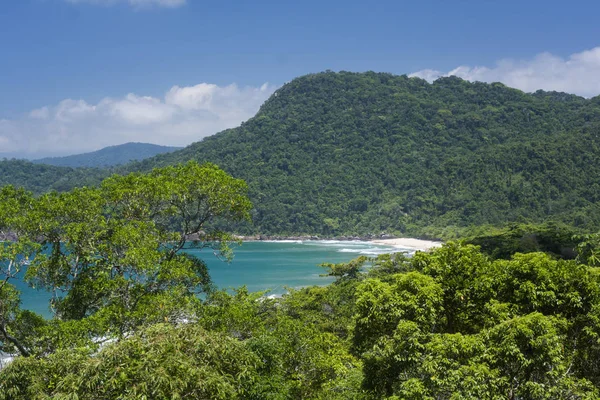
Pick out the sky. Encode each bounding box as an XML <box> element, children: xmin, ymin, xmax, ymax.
<box><xmin>1</xmin><ymin>0</ymin><xmax>600</xmax><ymax>158</ymax></box>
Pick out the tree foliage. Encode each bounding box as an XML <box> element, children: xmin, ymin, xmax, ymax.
<box><xmin>351</xmin><ymin>244</ymin><xmax>600</xmax><ymax>398</ymax></box>
<box><xmin>3</xmin><ymin>237</ymin><xmax>600</xmax><ymax>398</ymax></box>
<box><xmin>0</xmin><ymin>161</ymin><xmax>251</xmax><ymax>357</ymax></box>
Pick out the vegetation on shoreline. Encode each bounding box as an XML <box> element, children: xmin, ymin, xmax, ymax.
<box><xmin>1</xmin><ymin>162</ymin><xmax>600</xmax><ymax>397</ymax></box>
<box><xmin>3</xmin><ymin>238</ymin><xmax>600</xmax><ymax>398</ymax></box>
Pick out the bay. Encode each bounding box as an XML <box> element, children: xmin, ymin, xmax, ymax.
<box><xmin>14</xmin><ymin>240</ymin><xmax>402</xmax><ymax>317</ymax></box>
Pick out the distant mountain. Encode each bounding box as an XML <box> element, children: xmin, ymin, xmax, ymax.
<box><xmin>4</xmin><ymin>71</ymin><xmax>600</xmax><ymax>236</ymax></box>
<box><xmin>33</xmin><ymin>143</ymin><xmax>182</xmax><ymax>168</ymax></box>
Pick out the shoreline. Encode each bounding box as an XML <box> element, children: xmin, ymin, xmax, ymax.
<box><xmin>234</xmin><ymin>235</ymin><xmax>443</xmax><ymax>252</ymax></box>
<box><xmin>369</xmin><ymin>238</ymin><xmax>443</xmax><ymax>251</ymax></box>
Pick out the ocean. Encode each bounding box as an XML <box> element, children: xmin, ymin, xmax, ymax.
<box><xmin>14</xmin><ymin>240</ymin><xmax>406</xmax><ymax>317</ymax></box>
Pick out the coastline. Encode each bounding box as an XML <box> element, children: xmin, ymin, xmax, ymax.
<box><xmin>369</xmin><ymin>238</ymin><xmax>443</xmax><ymax>251</ymax></box>
<box><xmin>233</xmin><ymin>235</ymin><xmax>443</xmax><ymax>252</ymax></box>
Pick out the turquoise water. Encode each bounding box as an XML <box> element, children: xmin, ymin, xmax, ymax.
<box><xmin>14</xmin><ymin>240</ymin><xmax>403</xmax><ymax>317</ymax></box>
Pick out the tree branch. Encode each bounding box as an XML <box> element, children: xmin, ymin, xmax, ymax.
<box><xmin>0</xmin><ymin>323</ymin><xmax>30</xmax><ymax>357</ymax></box>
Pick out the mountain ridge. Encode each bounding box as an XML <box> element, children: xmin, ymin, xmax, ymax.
<box><xmin>32</xmin><ymin>142</ymin><xmax>182</xmax><ymax>168</ymax></box>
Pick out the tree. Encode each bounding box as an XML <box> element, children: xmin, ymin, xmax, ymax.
<box><xmin>0</xmin><ymin>161</ymin><xmax>252</xmax><ymax>356</ymax></box>
<box><xmin>0</xmin><ymin>324</ymin><xmax>264</xmax><ymax>400</ymax></box>
<box><xmin>575</xmin><ymin>232</ymin><xmax>600</xmax><ymax>266</ymax></box>
<box><xmin>352</xmin><ymin>244</ymin><xmax>600</xmax><ymax>398</ymax></box>
<box><xmin>320</xmin><ymin>256</ymin><xmax>367</xmax><ymax>281</ymax></box>
<box><xmin>0</xmin><ymin>187</ymin><xmax>43</xmax><ymax>357</ymax></box>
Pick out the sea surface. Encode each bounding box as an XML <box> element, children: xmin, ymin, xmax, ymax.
<box><xmin>13</xmin><ymin>240</ymin><xmax>408</xmax><ymax>317</ymax></box>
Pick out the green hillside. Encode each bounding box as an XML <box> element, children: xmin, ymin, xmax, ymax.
<box><xmin>4</xmin><ymin>71</ymin><xmax>600</xmax><ymax>236</ymax></box>
<box><xmin>129</xmin><ymin>71</ymin><xmax>600</xmax><ymax>236</ymax></box>
<box><xmin>0</xmin><ymin>159</ymin><xmax>106</xmax><ymax>194</ymax></box>
<box><xmin>32</xmin><ymin>142</ymin><xmax>181</xmax><ymax>168</ymax></box>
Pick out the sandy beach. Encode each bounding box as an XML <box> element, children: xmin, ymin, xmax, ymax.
<box><xmin>370</xmin><ymin>238</ymin><xmax>443</xmax><ymax>251</ymax></box>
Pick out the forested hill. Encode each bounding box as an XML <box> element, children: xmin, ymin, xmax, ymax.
<box><xmin>32</xmin><ymin>142</ymin><xmax>181</xmax><ymax>168</ymax></box>
<box><xmin>126</xmin><ymin>72</ymin><xmax>600</xmax><ymax>235</ymax></box>
<box><xmin>0</xmin><ymin>160</ymin><xmax>107</xmax><ymax>194</ymax></box>
<box><xmin>4</xmin><ymin>71</ymin><xmax>600</xmax><ymax>236</ymax></box>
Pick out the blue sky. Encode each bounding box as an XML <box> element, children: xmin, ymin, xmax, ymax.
<box><xmin>1</xmin><ymin>0</ymin><xmax>600</xmax><ymax>157</ymax></box>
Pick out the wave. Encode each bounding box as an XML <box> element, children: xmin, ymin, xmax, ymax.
<box><xmin>336</xmin><ymin>247</ymin><xmax>416</xmax><ymax>256</ymax></box>
<box><xmin>337</xmin><ymin>248</ymin><xmax>394</xmax><ymax>255</ymax></box>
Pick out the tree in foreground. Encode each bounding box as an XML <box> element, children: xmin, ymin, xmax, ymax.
<box><xmin>5</xmin><ymin>185</ymin><xmax>600</xmax><ymax>399</ymax></box>
<box><xmin>0</xmin><ymin>161</ymin><xmax>252</xmax><ymax>357</ymax></box>
<box><xmin>353</xmin><ymin>244</ymin><xmax>600</xmax><ymax>399</ymax></box>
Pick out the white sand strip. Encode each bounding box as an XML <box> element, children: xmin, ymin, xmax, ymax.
<box><xmin>370</xmin><ymin>238</ymin><xmax>443</xmax><ymax>251</ymax></box>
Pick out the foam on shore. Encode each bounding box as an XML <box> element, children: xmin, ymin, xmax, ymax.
<box><xmin>369</xmin><ymin>238</ymin><xmax>443</xmax><ymax>251</ymax></box>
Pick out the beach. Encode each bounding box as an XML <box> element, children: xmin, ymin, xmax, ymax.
<box><xmin>370</xmin><ymin>238</ymin><xmax>443</xmax><ymax>251</ymax></box>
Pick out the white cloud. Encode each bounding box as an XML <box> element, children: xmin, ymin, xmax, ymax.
<box><xmin>55</xmin><ymin>99</ymin><xmax>96</xmax><ymax>122</ymax></box>
<box><xmin>0</xmin><ymin>82</ymin><xmax>276</xmax><ymax>159</ymax></box>
<box><xmin>64</xmin><ymin>0</ymin><xmax>186</xmax><ymax>9</ymax></box>
<box><xmin>108</xmin><ymin>94</ymin><xmax>176</xmax><ymax>125</ymax></box>
<box><xmin>165</xmin><ymin>84</ymin><xmax>220</xmax><ymax>111</ymax></box>
<box><xmin>410</xmin><ymin>47</ymin><xmax>600</xmax><ymax>98</ymax></box>
<box><xmin>29</xmin><ymin>107</ymin><xmax>49</xmax><ymax>120</ymax></box>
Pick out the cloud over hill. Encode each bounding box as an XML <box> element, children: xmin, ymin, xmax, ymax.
<box><xmin>0</xmin><ymin>82</ymin><xmax>275</xmax><ymax>158</ymax></box>
<box><xmin>410</xmin><ymin>47</ymin><xmax>600</xmax><ymax>98</ymax></box>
